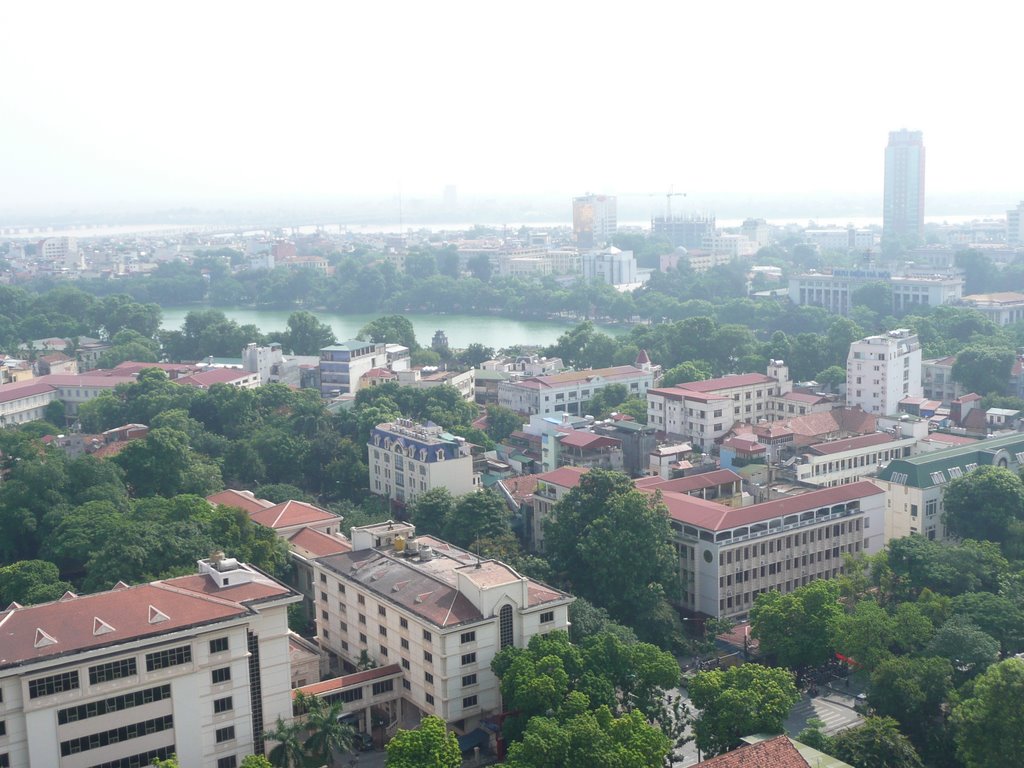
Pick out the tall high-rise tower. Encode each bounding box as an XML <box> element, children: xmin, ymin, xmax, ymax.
<box><xmin>883</xmin><ymin>129</ymin><xmax>926</xmax><ymax>244</ymax></box>
<box><xmin>573</xmin><ymin>194</ymin><xmax>617</xmax><ymax>248</ymax></box>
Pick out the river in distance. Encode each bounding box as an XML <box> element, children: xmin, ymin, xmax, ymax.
<box><xmin>159</xmin><ymin>307</ymin><xmax>629</xmax><ymax>350</ymax></box>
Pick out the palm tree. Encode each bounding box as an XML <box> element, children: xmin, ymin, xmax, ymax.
<box><xmin>264</xmin><ymin>716</ymin><xmax>308</xmax><ymax>768</ymax></box>
<box><xmin>298</xmin><ymin>692</ymin><xmax>357</xmax><ymax>768</ymax></box>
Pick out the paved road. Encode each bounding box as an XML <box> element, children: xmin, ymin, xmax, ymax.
<box><xmin>785</xmin><ymin>691</ymin><xmax>863</xmax><ymax>736</ymax></box>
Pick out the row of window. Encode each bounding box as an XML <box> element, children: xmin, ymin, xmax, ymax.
<box><xmin>60</xmin><ymin>715</ymin><xmax>174</xmax><ymax>756</ymax></box>
<box><xmin>58</xmin><ymin>685</ymin><xmax>172</xmax><ymax>725</ymax></box>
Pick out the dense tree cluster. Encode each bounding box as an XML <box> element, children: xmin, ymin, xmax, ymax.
<box><xmin>490</xmin><ymin>630</ymin><xmax>678</xmax><ymax>767</ymax></box>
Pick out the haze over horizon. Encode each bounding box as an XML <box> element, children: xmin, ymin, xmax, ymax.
<box><xmin>3</xmin><ymin>1</ymin><xmax>1023</xmax><ymax>221</ymax></box>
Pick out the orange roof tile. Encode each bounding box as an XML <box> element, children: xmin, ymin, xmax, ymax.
<box><xmin>701</xmin><ymin>735</ymin><xmax>810</xmax><ymax>767</ymax></box>
<box><xmin>250</xmin><ymin>500</ymin><xmax>338</xmax><ymax>529</ymax></box>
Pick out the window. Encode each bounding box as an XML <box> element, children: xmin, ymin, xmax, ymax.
<box><xmin>372</xmin><ymin>680</ymin><xmax>394</xmax><ymax>695</ymax></box>
<box><xmin>499</xmin><ymin>604</ymin><xmax>513</xmax><ymax>649</ymax></box>
<box><xmin>460</xmin><ymin>631</ymin><xmax>476</xmax><ymax>644</ymax></box>
<box><xmin>211</xmin><ymin>667</ymin><xmax>231</xmax><ymax>684</ymax></box>
<box><xmin>400</xmin><ymin>617</ymin><xmax>408</xmax><ymax>629</ymax></box>
<box><xmin>146</xmin><ymin>645</ymin><xmax>192</xmax><ymax>672</ymax></box>
<box><xmin>540</xmin><ymin>611</ymin><xmax>554</xmax><ymax>624</ymax></box>
<box><xmin>214</xmin><ymin>696</ymin><xmax>233</xmax><ymax>714</ymax></box>
<box><xmin>379</xmin><ymin>645</ymin><xmax>389</xmax><ymax>657</ymax></box>
<box><xmin>29</xmin><ymin>671</ymin><xmax>80</xmax><ymax>699</ymax></box>
<box><xmin>463</xmin><ymin>695</ymin><xmax>478</xmax><ymax>708</ymax></box>
<box><xmin>462</xmin><ymin>674</ymin><xmax>477</xmax><ymax>686</ymax></box>
<box><xmin>321</xmin><ymin>610</ymin><xmax>329</xmax><ymax>620</ymax></box>
<box><xmin>216</xmin><ymin>726</ymin><xmax>236</xmax><ymax>743</ymax></box>
<box><xmin>210</xmin><ymin>637</ymin><xmax>229</xmax><ymax>654</ymax></box>
<box><xmin>320</xmin><ymin>573</ymin><xmax>327</xmax><ymax>583</ymax></box>
<box><xmin>320</xmin><ymin>591</ymin><xmax>327</xmax><ymax>601</ymax></box>
<box><xmin>378</xmin><ymin>606</ymin><xmax>387</xmax><ymax>617</ymax></box>
<box><xmin>379</xmin><ymin>626</ymin><xmax>387</xmax><ymax>637</ymax></box>
<box><xmin>359</xmin><ymin>633</ymin><xmax>367</xmax><ymax>644</ymax></box>
<box><xmin>59</xmin><ymin>685</ymin><xmax>171</xmax><ymax>725</ymax></box>
<box><xmin>358</xmin><ymin>595</ymin><xmax>365</xmax><ymax>605</ymax></box>
<box><xmin>423</xmin><ymin>629</ymin><xmax>432</xmax><ymax>642</ymax></box>
<box><xmin>461</xmin><ymin>653</ymin><xmax>477</xmax><ymax>666</ymax></box>
<box><xmin>218</xmin><ymin>758</ymin><xmax>238</xmax><ymax>768</ymax></box>
<box><xmin>59</xmin><ymin>716</ymin><xmax>174</xmax><ymax>757</ymax></box>
<box><xmin>401</xmin><ymin>638</ymin><xmax>409</xmax><ymax>650</ymax></box>
<box><xmin>425</xmin><ymin>672</ymin><xmax>434</xmax><ymax>684</ymax></box>
<box><xmin>426</xmin><ymin>693</ymin><xmax>435</xmax><ymax>705</ymax></box>
<box><xmin>424</xmin><ymin>651</ymin><xmax>433</xmax><ymax>663</ymax></box>
<box><xmin>403</xmin><ymin>679</ymin><xmax>411</xmax><ymax>690</ymax></box>
<box><xmin>0</xmin><ymin>722</ymin><xmax>4</xmax><ymax>737</ymax></box>
<box><xmin>89</xmin><ymin>658</ymin><xmax>137</xmax><ymax>685</ymax></box>
<box><xmin>359</xmin><ymin>614</ymin><xmax>366</xmax><ymax>624</ymax></box>
<box><xmin>402</xmin><ymin>659</ymin><xmax>410</xmax><ymax>670</ymax></box>
<box><xmin>338</xmin><ymin>583</ymin><xmax>346</xmax><ymax>594</ymax></box>
<box><xmin>0</xmin><ymin>755</ymin><xmax>7</xmax><ymax>768</ymax></box>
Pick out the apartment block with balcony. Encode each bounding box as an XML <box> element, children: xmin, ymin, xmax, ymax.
<box><xmin>0</xmin><ymin>557</ymin><xmax>299</xmax><ymax>768</ymax></box>
<box><xmin>312</xmin><ymin>522</ymin><xmax>572</xmax><ymax>735</ymax></box>
<box><xmin>498</xmin><ymin>366</ymin><xmax>654</xmax><ymax>417</ymax></box>
<box><xmin>846</xmin><ymin>329</ymin><xmax>922</xmax><ymax>415</ymax></box>
<box><xmin>793</xmin><ymin>432</ymin><xmax>917</xmax><ymax>487</ymax></box>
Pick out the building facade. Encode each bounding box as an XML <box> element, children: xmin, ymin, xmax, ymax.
<box><xmin>0</xmin><ymin>558</ymin><xmax>299</xmax><ymax>768</ymax></box>
<box><xmin>497</xmin><ymin>365</ymin><xmax>654</xmax><ymax>417</ymax></box>
<box><xmin>960</xmin><ymin>292</ymin><xmax>1024</xmax><ymax>326</ymax></box>
<box><xmin>789</xmin><ymin>270</ymin><xmax>963</xmax><ymax>316</ymax></box>
<box><xmin>658</xmin><ymin>481</ymin><xmax>886</xmax><ymax>618</ymax></box>
<box><xmin>793</xmin><ymin>432</ymin><xmax>917</xmax><ymax>488</ymax></box>
<box><xmin>875</xmin><ymin>432</ymin><xmax>1024</xmax><ymax>542</ymax></box>
<box><xmin>312</xmin><ymin>522</ymin><xmax>573</xmax><ymax>734</ymax></box>
<box><xmin>581</xmin><ymin>247</ymin><xmax>638</xmax><ymax>286</ymax></box>
<box><xmin>368</xmin><ymin>420</ymin><xmax>479</xmax><ymax>506</ymax></box>
<box><xmin>883</xmin><ymin>129</ymin><xmax>926</xmax><ymax>243</ymax></box>
<box><xmin>318</xmin><ymin>341</ymin><xmax>410</xmax><ymax>397</ymax></box>
<box><xmin>846</xmin><ymin>329</ymin><xmax>922</xmax><ymax>415</ymax></box>
<box><xmin>572</xmin><ymin>195</ymin><xmax>617</xmax><ymax>249</ymax></box>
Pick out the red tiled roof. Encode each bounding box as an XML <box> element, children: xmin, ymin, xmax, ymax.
<box><xmin>0</xmin><ymin>572</ymin><xmax>292</xmax><ymax>668</ymax></box>
<box><xmin>296</xmin><ymin>664</ymin><xmax>403</xmax><ymax>697</ymax></box>
<box><xmin>638</xmin><ymin>469</ymin><xmax>743</xmax><ymax>494</ymax></box>
<box><xmin>535</xmin><ymin>466</ymin><xmax>590</xmax><ymax>489</ymax></box>
<box><xmin>207</xmin><ymin>489</ymin><xmax>274</xmax><ymax>514</ymax></box>
<box><xmin>287</xmin><ymin>528</ymin><xmax>352</xmax><ymax>558</ymax></box>
<box><xmin>556</xmin><ymin>431</ymin><xmax>620</xmax><ymax>449</ymax></box>
<box><xmin>701</xmin><ymin>735</ymin><xmax>809</xmax><ymax>767</ymax></box>
<box><xmin>805</xmin><ymin>432</ymin><xmax>893</xmax><ymax>455</ymax></box>
<box><xmin>676</xmin><ymin>373</ymin><xmax>775</xmax><ymax>393</ymax></box>
<box><xmin>514</xmin><ymin>365</ymin><xmax>647</xmax><ymax>389</ymax></box>
<box><xmin>780</xmin><ymin>391</ymin><xmax>829</xmax><ymax>404</ymax></box>
<box><xmin>250</xmin><ymin>500</ymin><xmax>338</xmax><ymax>530</ymax></box>
<box><xmin>652</xmin><ymin>480</ymin><xmax>884</xmax><ymax>532</ymax></box>
<box><xmin>178</xmin><ymin>368</ymin><xmax>255</xmax><ymax>388</ymax></box>
<box><xmin>500</xmin><ymin>474</ymin><xmax>541</xmax><ymax>502</ymax></box>
<box><xmin>721</xmin><ymin>437</ymin><xmax>766</xmax><ymax>453</ymax></box>
<box><xmin>0</xmin><ymin>380</ymin><xmax>56</xmax><ymax>404</ymax></box>
<box><xmin>923</xmin><ymin>433</ymin><xmax>978</xmax><ymax>446</ymax></box>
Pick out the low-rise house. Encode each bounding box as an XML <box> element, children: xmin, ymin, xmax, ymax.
<box><xmin>793</xmin><ymin>432</ymin><xmax>917</xmax><ymax>488</ymax></box>
<box><xmin>498</xmin><ymin>365</ymin><xmax>654</xmax><ymax>417</ymax></box>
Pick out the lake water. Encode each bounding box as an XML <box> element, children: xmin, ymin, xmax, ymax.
<box><xmin>159</xmin><ymin>307</ymin><xmax>629</xmax><ymax>349</ymax></box>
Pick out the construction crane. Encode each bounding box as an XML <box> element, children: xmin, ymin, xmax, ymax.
<box><xmin>666</xmin><ymin>187</ymin><xmax>686</xmax><ymax>222</ymax></box>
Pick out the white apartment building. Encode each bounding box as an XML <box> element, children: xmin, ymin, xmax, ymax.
<box><xmin>846</xmin><ymin>329</ymin><xmax>922</xmax><ymax>415</ymax></box>
<box><xmin>1007</xmin><ymin>201</ymin><xmax>1023</xmax><ymax>245</ymax></box>
<box><xmin>319</xmin><ymin>341</ymin><xmax>410</xmax><ymax>397</ymax></box>
<box><xmin>572</xmin><ymin>195</ymin><xmax>617</xmax><ymax>249</ymax></box>
<box><xmin>793</xmin><ymin>432</ymin><xmax>917</xmax><ymax>488</ymax></box>
<box><xmin>312</xmin><ymin>522</ymin><xmax>573</xmax><ymax>734</ymax></box>
<box><xmin>0</xmin><ymin>557</ymin><xmax>299</xmax><ymax>768</ymax></box>
<box><xmin>498</xmin><ymin>365</ymin><xmax>654</xmax><ymax>417</ymax></box>
<box><xmin>368</xmin><ymin>420</ymin><xmax>479</xmax><ymax>507</ymax></box>
<box><xmin>646</xmin><ymin>361</ymin><xmax>792</xmax><ymax>451</ymax></box>
<box><xmin>875</xmin><ymin>432</ymin><xmax>1024</xmax><ymax>542</ymax></box>
<box><xmin>655</xmin><ymin>481</ymin><xmax>886</xmax><ymax>619</ymax></box>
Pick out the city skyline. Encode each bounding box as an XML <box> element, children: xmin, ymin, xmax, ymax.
<box><xmin>2</xmin><ymin>2</ymin><xmax>1024</xmax><ymax>217</ymax></box>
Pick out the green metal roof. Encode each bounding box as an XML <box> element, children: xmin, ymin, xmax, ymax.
<box><xmin>876</xmin><ymin>432</ymin><xmax>1024</xmax><ymax>489</ymax></box>
<box><xmin>473</xmin><ymin>369</ymin><xmax>511</xmax><ymax>381</ymax></box>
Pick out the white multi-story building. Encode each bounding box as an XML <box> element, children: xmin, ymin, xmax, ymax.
<box><xmin>312</xmin><ymin>522</ymin><xmax>573</xmax><ymax>734</ymax></box>
<box><xmin>319</xmin><ymin>341</ymin><xmax>410</xmax><ymax>398</ymax></box>
<box><xmin>368</xmin><ymin>419</ymin><xmax>479</xmax><ymax>507</ymax></box>
<box><xmin>0</xmin><ymin>381</ymin><xmax>57</xmax><ymax>426</ymax></box>
<box><xmin>1006</xmin><ymin>201</ymin><xmax>1023</xmax><ymax>245</ymax></box>
<box><xmin>846</xmin><ymin>329</ymin><xmax>922</xmax><ymax>415</ymax></box>
<box><xmin>498</xmin><ymin>365</ymin><xmax>654</xmax><ymax>417</ymax></box>
<box><xmin>656</xmin><ymin>480</ymin><xmax>886</xmax><ymax>618</ymax></box>
<box><xmin>959</xmin><ymin>292</ymin><xmax>1024</xmax><ymax>326</ymax></box>
<box><xmin>803</xmin><ymin>229</ymin><xmax>875</xmax><ymax>253</ymax></box>
<box><xmin>581</xmin><ymin>247</ymin><xmax>638</xmax><ymax>286</ymax></box>
<box><xmin>789</xmin><ymin>270</ymin><xmax>963</xmax><ymax>316</ymax></box>
<box><xmin>793</xmin><ymin>432</ymin><xmax>918</xmax><ymax>488</ymax></box>
<box><xmin>0</xmin><ymin>557</ymin><xmax>299</xmax><ymax>768</ymax></box>
<box><xmin>700</xmin><ymin>233</ymin><xmax>757</xmax><ymax>258</ymax></box>
<box><xmin>646</xmin><ymin>361</ymin><xmax>792</xmax><ymax>451</ymax></box>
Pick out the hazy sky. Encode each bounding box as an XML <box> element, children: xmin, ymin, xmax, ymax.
<box><xmin>2</xmin><ymin>1</ymin><xmax>1022</xmax><ymax>215</ymax></box>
